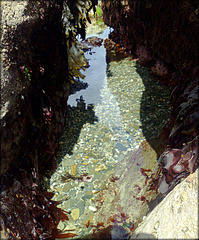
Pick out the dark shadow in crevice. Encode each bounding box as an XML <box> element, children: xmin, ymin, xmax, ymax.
<box><xmin>134</xmin><ymin>63</ymin><xmax>172</xmax><ymax>158</ymax></box>
<box><xmin>69</xmin><ymin>78</ymin><xmax>89</xmax><ymax>95</ymax></box>
<box><xmin>41</xmin><ymin>95</ymin><xmax>98</xmax><ymax>190</ymax></box>
<box><xmin>134</xmin><ymin>63</ymin><xmax>172</xmax><ymax>212</ymax></box>
<box><xmin>56</xmin><ymin>96</ymin><xmax>98</xmax><ymax>164</ymax></box>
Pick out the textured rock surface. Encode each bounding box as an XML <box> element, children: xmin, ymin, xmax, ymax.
<box><xmin>131</xmin><ymin>169</ymin><xmax>198</xmax><ymax>239</ymax></box>
<box><xmin>0</xmin><ymin>0</ymin><xmax>69</xmax><ymax>175</ymax></box>
<box><xmin>92</xmin><ymin>141</ymin><xmax>160</xmax><ymax>232</ymax></box>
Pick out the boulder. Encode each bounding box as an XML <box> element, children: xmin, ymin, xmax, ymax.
<box><xmin>131</xmin><ymin>169</ymin><xmax>198</xmax><ymax>239</ymax></box>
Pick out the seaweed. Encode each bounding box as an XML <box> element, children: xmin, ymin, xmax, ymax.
<box><xmin>0</xmin><ymin>168</ymin><xmax>75</xmax><ymax>239</ymax></box>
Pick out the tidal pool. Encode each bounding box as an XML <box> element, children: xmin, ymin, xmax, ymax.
<box><xmin>48</xmin><ymin>24</ymin><xmax>171</xmax><ymax>238</ymax></box>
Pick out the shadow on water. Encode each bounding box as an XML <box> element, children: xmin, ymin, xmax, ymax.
<box><xmin>44</xmin><ymin>28</ymin><xmax>170</xmax><ymax>238</ymax></box>
<box><xmin>75</xmin><ymin>225</ymin><xmax>157</xmax><ymax>239</ymax></box>
<box><xmin>105</xmin><ymin>51</ymin><xmax>171</xmax><ymax>158</ymax></box>
<box><xmin>135</xmin><ymin>63</ymin><xmax>171</xmax><ymax>157</ymax></box>
<box><xmin>56</xmin><ymin>96</ymin><xmax>98</xmax><ymax>166</ymax></box>
<box><xmin>69</xmin><ymin>78</ymin><xmax>89</xmax><ymax>95</ymax></box>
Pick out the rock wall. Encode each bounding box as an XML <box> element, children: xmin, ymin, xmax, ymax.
<box><xmin>101</xmin><ymin>0</ymin><xmax>199</xmax><ymax>188</ymax></box>
<box><xmin>1</xmin><ymin>0</ymin><xmax>69</xmax><ymax>177</ymax></box>
<box><xmin>0</xmin><ymin>0</ymin><xmax>98</xmax><ymax>238</ymax></box>
<box><xmin>102</xmin><ymin>0</ymin><xmax>198</xmax><ymax>85</ymax></box>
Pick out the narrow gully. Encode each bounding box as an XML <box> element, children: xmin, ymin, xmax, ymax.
<box><xmin>47</xmin><ymin>23</ymin><xmax>171</xmax><ymax>238</ymax></box>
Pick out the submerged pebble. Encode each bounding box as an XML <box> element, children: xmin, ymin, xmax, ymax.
<box><xmin>71</xmin><ymin>208</ymin><xmax>80</xmax><ymax>221</ymax></box>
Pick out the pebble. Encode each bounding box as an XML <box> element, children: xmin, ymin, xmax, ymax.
<box><xmin>71</xmin><ymin>164</ymin><xmax>77</xmax><ymax>175</ymax></box>
<box><xmin>115</xmin><ymin>142</ymin><xmax>127</xmax><ymax>151</ymax></box>
<box><xmin>95</xmin><ymin>164</ymin><xmax>108</xmax><ymax>171</ymax></box>
<box><xmin>76</xmin><ymin>200</ymin><xmax>85</xmax><ymax>216</ymax></box>
<box><xmin>82</xmin><ymin>191</ymin><xmax>93</xmax><ymax>200</ymax></box>
<box><xmin>71</xmin><ymin>208</ymin><xmax>80</xmax><ymax>220</ymax></box>
<box><xmin>89</xmin><ymin>206</ymin><xmax>97</xmax><ymax>212</ymax></box>
<box><xmin>57</xmin><ymin>221</ymin><xmax>65</xmax><ymax>231</ymax></box>
<box><xmin>81</xmin><ymin>211</ymin><xmax>94</xmax><ymax>225</ymax></box>
<box><xmin>63</xmin><ymin>183</ymin><xmax>73</xmax><ymax>192</ymax></box>
<box><xmin>154</xmin><ymin>221</ymin><xmax>160</xmax><ymax>230</ymax></box>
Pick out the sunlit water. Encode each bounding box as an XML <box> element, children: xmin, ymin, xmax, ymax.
<box><xmin>49</xmin><ymin>25</ymin><xmax>171</xmax><ymax>238</ymax></box>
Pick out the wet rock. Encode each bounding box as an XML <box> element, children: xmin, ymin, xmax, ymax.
<box><xmin>95</xmin><ymin>164</ymin><xmax>108</xmax><ymax>171</ymax></box>
<box><xmin>89</xmin><ymin>206</ymin><xmax>97</xmax><ymax>212</ymax></box>
<box><xmin>0</xmin><ymin>0</ymin><xmax>69</xmax><ymax>175</ymax></box>
<box><xmin>102</xmin><ymin>0</ymin><xmax>198</xmax><ymax>86</ymax></box>
<box><xmin>81</xmin><ymin>210</ymin><xmax>94</xmax><ymax>225</ymax></box>
<box><xmin>135</xmin><ymin>45</ymin><xmax>152</xmax><ymax>66</ymax></box>
<box><xmin>63</xmin><ymin>183</ymin><xmax>73</xmax><ymax>192</ymax></box>
<box><xmin>76</xmin><ymin>199</ymin><xmax>85</xmax><ymax>216</ymax></box>
<box><xmin>71</xmin><ymin>164</ymin><xmax>77</xmax><ymax>176</ymax></box>
<box><xmin>151</xmin><ymin>60</ymin><xmax>170</xmax><ymax>78</ymax></box>
<box><xmin>115</xmin><ymin>142</ymin><xmax>127</xmax><ymax>151</ymax></box>
<box><xmin>92</xmin><ymin>141</ymin><xmax>158</xmax><ymax>230</ymax></box>
<box><xmin>131</xmin><ymin>169</ymin><xmax>198</xmax><ymax>239</ymax></box>
<box><xmin>111</xmin><ymin>225</ymin><xmax>129</xmax><ymax>240</ymax></box>
<box><xmin>82</xmin><ymin>191</ymin><xmax>93</xmax><ymax>200</ymax></box>
<box><xmin>158</xmin><ymin>136</ymin><xmax>198</xmax><ymax>194</ymax></box>
<box><xmin>84</xmin><ymin>36</ymin><xmax>103</xmax><ymax>47</ymax></box>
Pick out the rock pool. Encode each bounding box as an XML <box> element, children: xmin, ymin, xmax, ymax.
<box><xmin>48</xmin><ymin>23</ymin><xmax>171</xmax><ymax>238</ymax></box>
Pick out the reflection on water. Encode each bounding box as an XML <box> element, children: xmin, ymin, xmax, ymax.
<box><xmin>68</xmin><ymin>27</ymin><xmax>113</xmax><ymax>107</ymax></box>
<box><xmin>49</xmin><ymin>26</ymin><xmax>171</xmax><ymax>238</ymax></box>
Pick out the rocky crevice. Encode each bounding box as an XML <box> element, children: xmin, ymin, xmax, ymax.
<box><xmin>0</xmin><ymin>0</ymin><xmax>198</xmax><ymax>238</ymax></box>
<box><xmin>1</xmin><ymin>0</ymin><xmax>69</xmax><ymax>177</ymax></box>
<box><xmin>101</xmin><ymin>0</ymin><xmax>198</xmax><ymax>238</ymax></box>
<box><xmin>102</xmin><ymin>0</ymin><xmax>198</xmax><ymax>85</ymax></box>
<box><xmin>0</xmin><ymin>1</ymin><xmax>99</xmax><ymax>238</ymax></box>
<box><xmin>0</xmin><ymin>1</ymin><xmax>71</xmax><ymax>238</ymax></box>
<box><xmin>102</xmin><ymin>0</ymin><xmax>199</xmax><ymax>189</ymax></box>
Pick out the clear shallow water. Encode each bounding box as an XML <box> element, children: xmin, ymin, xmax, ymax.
<box><xmin>49</xmin><ymin>26</ymin><xmax>171</xmax><ymax>238</ymax></box>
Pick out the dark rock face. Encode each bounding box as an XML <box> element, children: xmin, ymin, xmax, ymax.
<box><xmin>102</xmin><ymin>0</ymin><xmax>199</xmax><ymax>85</ymax></box>
<box><xmin>0</xmin><ymin>1</ymin><xmax>70</xmax><ymax>237</ymax></box>
<box><xmin>1</xmin><ymin>1</ymin><xmax>98</xmax><ymax>238</ymax></box>
<box><xmin>1</xmin><ymin>0</ymin><xmax>69</xmax><ymax>176</ymax></box>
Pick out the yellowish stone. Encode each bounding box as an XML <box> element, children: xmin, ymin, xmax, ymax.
<box><xmin>71</xmin><ymin>164</ymin><xmax>76</xmax><ymax>176</ymax></box>
<box><xmin>71</xmin><ymin>208</ymin><xmax>80</xmax><ymax>220</ymax></box>
<box><xmin>95</xmin><ymin>164</ymin><xmax>108</xmax><ymax>171</ymax></box>
<box><xmin>92</xmin><ymin>159</ymin><xmax>99</xmax><ymax>163</ymax></box>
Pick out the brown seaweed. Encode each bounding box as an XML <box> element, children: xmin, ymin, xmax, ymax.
<box><xmin>0</xmin><ymin>169</ymin><xmax>75</xmax><ymax>239</ymax></box>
